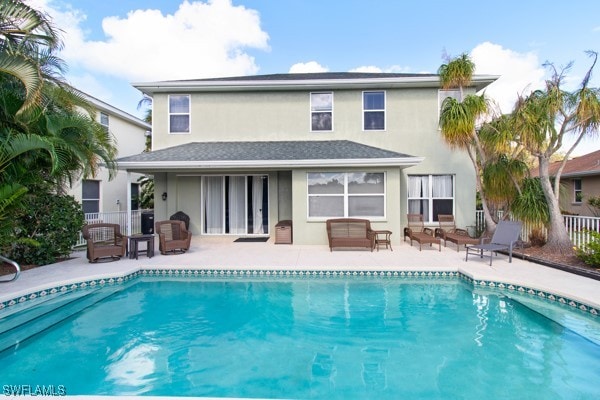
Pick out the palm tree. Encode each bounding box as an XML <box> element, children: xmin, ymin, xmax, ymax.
<box><xmin>0</xmin><ymin>0</ymin><xmax>61</xmax><ymax>113</ymax></box>
<box><xmin>438</xmin><ymin>53</ymin><xmax>498</xmax><ymax>234</ymax></box>
<box><xmin>511</xmin><ymin>52</ymin><xmax>600</xmax><ymax>253</ymax></box>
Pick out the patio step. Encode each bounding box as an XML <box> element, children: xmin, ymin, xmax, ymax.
<box><xmin>0</xmin><ymin>287</ymin><xmax>122</xmax><ymax>353</ymax></box>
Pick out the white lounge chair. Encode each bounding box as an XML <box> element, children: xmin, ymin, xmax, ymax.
<box><xmin>465</xmin><ymin>221</ymin><xmax>522</xmax><ymax>266</ymax></box>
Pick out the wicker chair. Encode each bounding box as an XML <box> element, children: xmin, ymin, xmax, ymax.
<box><xmin>155</xmin><ymin>220</ymin><xmax>192</xmax><ymax>255</ymax></box>
<box><xmin>82</xmin><ymin>223</ymin><xmax>127</xmax><ymax>263</ymax></box>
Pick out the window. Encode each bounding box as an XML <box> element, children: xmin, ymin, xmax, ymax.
<box><xmin>308</xmin><ymin>172</ymin><xmax>385</xmax><ymax>218</ymax></box>
<box><xmin>310</xmin><ymin>92</ymin><xmax>333</xmax><ymax>131</ymax></box>
<box><xmin>82</xmin><ymin>180</ymin><xmax>100</xmax><ymax>214</ymax></box>
<box><xmin>407</xmin><ymin>175</ymin><xmax>454</xmax><ymax>223</ymax></box>
<box><xmin>169</xmin><ymin>95</ymin><xmax>190</xmax><ymax>133</ymax></box>
<box><xmin>99</xmin><ymin>112</ymin><xmax>109</xmax><ymax>133</ymax></box>
<box><xmin>574</xmin><ymin>179</ymin><xmax>583</xmax><ymax>203</ymax></box>
<box><xmin>363</xmin><ymin>91</ymin><xmax>385</xmax><ymax>130</ymax></box>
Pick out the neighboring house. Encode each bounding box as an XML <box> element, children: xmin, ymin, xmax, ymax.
<box><xmin>534</xmin><ymin>149</ymin><xmax>600</xmax><ymax>216</ymax></box>
<box><xmin>67</xmin><ymin>93</ymin><xmax>151</xmax><ymax>218</ymax></box>
<box><xmin>118</xmin><ymin>73</ymin><xmax>496</xmax><ymax>245</ymax></box>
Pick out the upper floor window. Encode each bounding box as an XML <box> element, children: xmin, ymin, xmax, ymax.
<box><xmin>363</xmin><ymin>91</ymin><xmax>385</xmax><ymax>130</ymax></box>
<box><xmin>307</xmin><ymin>172</ymin><xmax>385</xmax><ymax>219</ymax></box>
<box><xmin>169</xmin><ymin>95</ymin><xmax>190</xmax><ymax>133</ymax></box>
<box><xmin>310</xmin><ymin>92</ymin><xmax>333</xmax><ymax>131</ymax></box>
<box><xmin>82</xmin><ymin>180</ymin><xmax>100</xmax><ymax>214</ymax></box>
<box><xmin>99</xmin><ymin>112</ymin><xmax>109</xmax><ymax>133</ymax></box>
<box><xmin>408</xmin><ymin>175</ymin><xmax>454</xmax><ymax>223</ymax></box>
<box><xmin>573</xmin><ymin>179</ymin><xmax>583</xmax><ymax>203</ymax></box>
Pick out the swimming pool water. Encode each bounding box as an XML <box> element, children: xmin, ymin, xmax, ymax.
<box><xmin>1</xmin><ymin>277</ymin><xmax>599</xmax><ymax>399</ymax></box>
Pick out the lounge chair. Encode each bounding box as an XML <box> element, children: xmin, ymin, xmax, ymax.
<box><xmin>465</xmin><ymin>220</ymin><xmax>523</xmax><ymax>265</ymax></box>
<box><xmin>436</xmin><ymin>214</ymin><xmax>480</xmax><ymax>252</ymax></box>
<box><xmin>155</xmin><ymin>220</ymin><xmax>192</xmax><ymax>255</ymax></box>
<box><xmin>404</xmin><ymin>214</ymin><xmax>441</xmax><ymax>251</ymax></box>
<box><xmin>82</xmin><ymin>223</ymin><xmax>127</xmax><ymax>263</ymax></box>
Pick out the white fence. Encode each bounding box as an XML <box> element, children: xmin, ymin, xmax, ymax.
<box><xmin>76</xmin><ymin>209</ymin><xmax>152</xmax><ymax>247</ymax></box>
<box><xmin>475</xmin><ymin>210</ymin><xmax>600</xmax><ymax>248</ymax></box>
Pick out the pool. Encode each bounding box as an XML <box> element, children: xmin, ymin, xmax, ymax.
<box><xmin>1</xmin><ymin>275</ymin><xmax>599</xmax><ymax>399</ymax></box>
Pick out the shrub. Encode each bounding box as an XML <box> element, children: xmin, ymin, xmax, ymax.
<box><xmin>528</xmin><ymin>227</ymin><xmax>547</xmax><ymax>247</ymax></box>
<box><xmin>9</xmin><ymin>194</ymin><xmax>84</xmax><ymax>266</ymax></box>
<box><xmin>576</xmin><ymin>230</ymin><xmax>600</xmax><ymax>268</ymax></box>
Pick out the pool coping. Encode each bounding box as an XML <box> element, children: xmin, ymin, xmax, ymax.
<box><xmin>1</xmin><ymin>266</ymin><xmax>598</xmax><ymax>318</ymax></box>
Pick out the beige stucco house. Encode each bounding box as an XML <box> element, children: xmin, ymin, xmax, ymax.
<box><xmin>119</xmin><ymin>73</ymin><xmax>496</xmax><ymax>245</ymax></box>
<box><xmin>536</xmin><ymin>149</ymin><xmax>600</xmax><ymax>217</ymax></box>
<box><xmin>67</xmin><ymin>93</ymin><xmax>151</xmax><ymax>216</ymax></box>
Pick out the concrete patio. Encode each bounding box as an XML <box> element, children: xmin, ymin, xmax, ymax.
<box><xmin>2</xmin><ymin>236</ymin><xmax>600</xmax><ymax>313</ymax></box>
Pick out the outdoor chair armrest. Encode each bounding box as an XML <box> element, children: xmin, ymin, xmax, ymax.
<box><xmin>423</xmin><ymin>227</ymin><xmax>435</xmax><ymax>236</ymax></box>
<box><xmin>454</xmin><ymin>228</ymin><xmax>470</xmax><ymax>237</ymax></box>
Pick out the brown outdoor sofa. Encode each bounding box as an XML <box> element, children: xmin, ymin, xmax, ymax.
<box><xmin>155</xmin><ymin>220</ymin><xmax>192</xmax><ymax>255</ymax></box>
<box><xmin>404</xmin><ymin>214</ymin><xmax>441</xmax><ymax>251</ymax></box>
<box><xmin>82</xmin><ymin>223</ymin><xmax>127</xmax><ymax>263</ymax></box>
<box><xmin>326</xmin><ymin>218</ymin><xmax>375</xmax><ymax>251</ymax></box>
<box><xmin>436</xmin><ymin>214</ymin><xmax>480</xmax><ymax>252</ymax></box>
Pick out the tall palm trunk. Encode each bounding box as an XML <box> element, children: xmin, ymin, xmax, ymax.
<box><xmin>538</xmin><ymin>157</ymin><xmax>572</xmax><ymax>253</ymax></box>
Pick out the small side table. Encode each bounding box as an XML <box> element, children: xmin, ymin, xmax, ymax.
<box><xmin>129</xmin><ymin>234</ymin><xmax>155</xmax><ymax>259</ymax></box>
<box><xmin>374</xmin><ymin>230</ymin><xmax>393</xmax><ymax>251</ymax></box>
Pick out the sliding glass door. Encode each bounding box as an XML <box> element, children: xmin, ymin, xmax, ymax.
<box><xmin>202</xmin><ymin>175</ymin><xmax>269</xmax><ymax>235</ymax></box>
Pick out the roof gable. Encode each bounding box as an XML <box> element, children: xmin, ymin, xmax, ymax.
<box><xmin>536</xmin><ymin>149</ymin><xmax>600</xmax><ymax>178</ymax></box>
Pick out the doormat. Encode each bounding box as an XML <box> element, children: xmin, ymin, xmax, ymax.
<box><xmin>234</xmin><ymin>237</ymin><xmax>269</xmax><ymax>243</ymax></box>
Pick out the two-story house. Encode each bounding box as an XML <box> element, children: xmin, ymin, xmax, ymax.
<box><xmin>118</xmin><ymin>73</ymin><xmax>496</xmax><ymax>245</ymax></box>
<box><xmin>67</xmin><ymin>92</ymin><xmax>151</xmax><ymax>219</ymax></box>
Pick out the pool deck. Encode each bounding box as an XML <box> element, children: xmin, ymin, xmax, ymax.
<box><xmin>2</xmin><ymin>236</ymin><xmax>600</xmax><ymax>312</ymax></box>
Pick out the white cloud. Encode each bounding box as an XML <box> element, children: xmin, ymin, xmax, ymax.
<box><xmin>471</xmin><ymin>42</ymin><xmax>545</xmax><ymax>114</ymax></box>
<box><xmin>31</xmin><ymin>0</ymin><xmax>269</xmax><ymax>81</ymax></box>
<box><xmin>288</xmin><ymin>61</ymin><xmax>328</xmax><ymax>73</ymax></box>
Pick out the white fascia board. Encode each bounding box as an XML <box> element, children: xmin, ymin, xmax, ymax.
<box><xmin>118</xmin><ymin>157</ymin><xmax>425</xmax><ymax>171</ymax></box>
<box><xmin>80</xmin><ymin>92</ymin><xmax>151</xmax><ymax>130</ymax></box>
<box><xmin>132</xmin><ymin>76</ymin><xmax>498</xmax><ymax>94</ymax></box>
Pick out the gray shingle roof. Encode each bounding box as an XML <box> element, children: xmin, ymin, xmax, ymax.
<box><xmin>175</xmin><ymin>72</ymin><xmax>438</xmax><ymax>83</ymax></box>
<box><xmin>117</xmin><ymin>140</ymin><xmax>421</xmax><ymax>170</ymax></box>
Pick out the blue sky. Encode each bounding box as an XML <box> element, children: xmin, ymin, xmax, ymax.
<box><xmin>30</xmin><ymin>0</ymin><xmax>600</xmax><ymax>154</ymax></box>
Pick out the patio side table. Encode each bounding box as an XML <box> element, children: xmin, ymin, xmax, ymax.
<box><xmin>129</xmin><ymin>234</ymin><xmax>155</xmax><ymax>259</ymax></box>
<box><xmin>373</xmin><ymin>230</ymin><xmax>393</xmax><ymax>251</ymax></box>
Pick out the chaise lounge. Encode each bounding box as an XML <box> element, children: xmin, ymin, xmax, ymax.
<box><xmin>436</xmin><ymin>214</ymin><xmax>480</xmax><ymax>252</ymax></box>
<box><xmin>404</xmin><ymin>214</ymin><xmax>440</xmax><ymax>251</ymax></box>
<box><xmin>326</xmin><ymin>218</ymin><xmax>375</xmax><ymax>251</ymax></box>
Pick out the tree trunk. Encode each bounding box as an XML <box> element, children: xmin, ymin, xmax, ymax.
<box><xmin>538</xmin><ymin>157</ymin><xmax>574</xmax><ymax>254</ymax></box>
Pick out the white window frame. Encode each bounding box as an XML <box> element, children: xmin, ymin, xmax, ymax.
<box><xmin>82</xmin><ymin>179</ymin><xmax>100</xmax><ymax>215</ymax></box>
<box><xmin>99</xmin><ymin>112</ymin><xmax>109</xmax><ymax>133</ymax></box>
<box><xmin>407</xmin><ymin>174</ymin><xmax>455</xmax><ymax>224</ymax></box>
<box><xmin>573</xmin><ymin>179</ymin><xmax>583</xmax><ymax>203</ymax></box>
<box><xmin>310</xmin><ymin>92</ymin><xmax>333</xmax><ymax>132</ymax></box>
<box><xmin>169</xmin><ymin>94</ymin><xmax>191</xmax><ymax>134</ymax></box>
<box><xmin>362</xmin><ymin>91</ymin><xmax>386</xmax><ymax>131</ymax></box>
<box><xmin>307</xmin><ymin>172</ymin><xmax>386</xmax><ymax>220</ymax></box>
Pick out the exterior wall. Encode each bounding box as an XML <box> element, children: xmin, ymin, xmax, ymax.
<box><xmin>291</xmin><ymin>167</ymin><xmax>402</xmax><ymax>245</ymax></box>
<box><xmin>67</xmin><ymin>106</ymin><xmax>149</xmax><ymax>214</ymax></box>
<box><xmin>151</xmin><ymin>86</ymin><xmax>476</xmax><ymax>230</ymax></box>
<box><xmin>561</xmin><ymin>176</ymin><xmax>600</xmax><ymax>216</ymax></box>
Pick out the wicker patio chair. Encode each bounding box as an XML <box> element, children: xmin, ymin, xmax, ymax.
<box><xmin>155</xmin><ymin>220</ymin><xmax>192</xmax><ymax>255</ymax></box>
<box><xmin>82</xmin><ymin>223</ymin><xmax>127</xmax><ymax>263</ymax></box>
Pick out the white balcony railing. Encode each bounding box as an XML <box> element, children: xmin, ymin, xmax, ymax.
<box><xmin>75</xmin><ymin>209</ymin><xmax>152</xmax><ymax>247</ymax></box>
<box><xmin>475</xmin><ymin>210</ymin><xmax>600</xmax><ymax>248</ymax></box>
